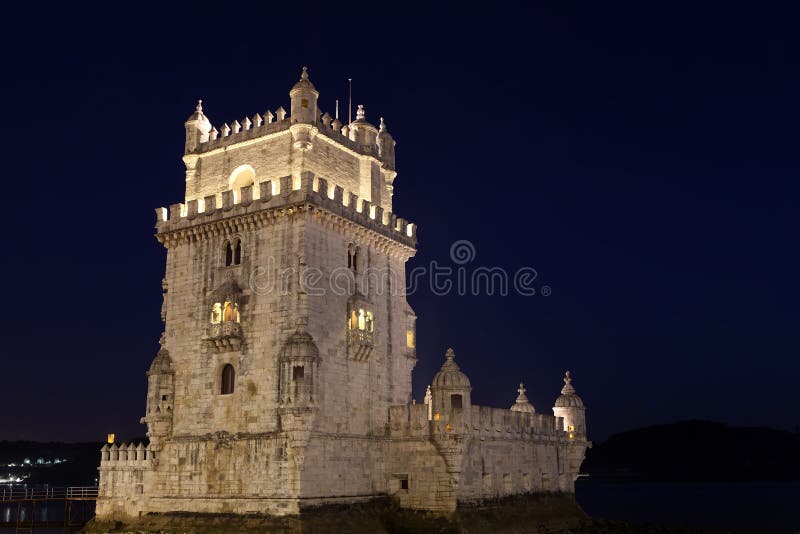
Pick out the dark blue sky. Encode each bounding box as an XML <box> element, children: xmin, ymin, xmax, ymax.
<box><xmin>2</xmin><ymin>4</ymin><xmax>798</xmax><ymax>442</ymax></box>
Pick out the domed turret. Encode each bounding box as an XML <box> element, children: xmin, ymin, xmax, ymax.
<box><xmin>184</xmin><ymin>99</ymin><xmax>212</xmax><ymax>153</ymax></box>
<box><xmin>430</xmin><ymin>348</ymin><xmax>472</xmax><ymax>418</ymax></box>
<box><xmin>510</xmin><ymin>382</ymin><xmax>535</xmax><ymax>413</ymax></box>
<box><xmin>279</xmin><ymin>319</ymin><xmax>321</xmax><ymax>407</ymax></box>
<box><xmin>552</xmin><ymin>371</ymin><xmax>586</xmax><ymax>436</ymax></box>
<box><xmin>349</xmin><ymin>104</ymin><xmax>378</xmax><ymax>146</ymax></box>
<box><xmin>376</xmin><ymin>117</ymin><xmax>396</xmax><ymax>169</ymax></box>
<box><xmin>289</xmin><ymin>66</ymin><xmax>319</xmax><ymax>125</ymax></box>
<box><xmin>141</xmin><ymin>343</ymin><xmax>175</xmax><ymax>450</ymax></box>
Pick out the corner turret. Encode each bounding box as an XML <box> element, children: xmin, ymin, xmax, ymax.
<box><xmin>184</xmin><ymin>100</ymin><xmax>212</xmax><ymax>153</ymax></box>
<box><xmin>552</xmin><ymin>371</ymin><xmax>586</xmax><ymax>437</ymax></box>
<box><xmin>289</xmin><ymin>67</ymin><xmax>319</xmax><ymax>125</ymax></box>
<box><xmin>510</xmin><ymin>382</ymin><xmax>535</xmax><ymax>413</ymax></box>
<box><xmin>430</xmin><ymin>348</ymin><xmax>472</xmax><ymax>420</ymax></box>
<box><xmin>140</xmin><ymin>337</ymin><xmax>175</xmax><ymax>451</ymax></box>
<box><xmin>376</xmin><ymin>117</ymin><xmax>396</xmax><ymax>170</ymax></box>
<box><xmin>349</xmin><ymin>104</ymin><xmax>378</xmax><ymax>147</ymax></box>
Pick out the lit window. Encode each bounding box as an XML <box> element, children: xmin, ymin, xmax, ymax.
<box><xmin>567</xmin><ymin>425</ymin><xmax>575</xmax><ymax>432</ymax></box>
<box><xmin>406</xmin><ymin>330</ymin><xmax>415</xmax><ymax>348</ymax></box>
<box><xmin>221</xmin><ymin>364</ymin><xmax>235</xmax><ymax>395</ymax></box>
<box><xmin>222</xmin><ymin>300</ymin><xmax>240</xmax><ymax>323</ymax></box>
<box><xmin>210</xmin><ymin>303</ymin><xmax>222</xmax><ymax>324</ymax></box>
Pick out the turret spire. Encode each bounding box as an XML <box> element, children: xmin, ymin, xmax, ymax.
<box><xmin>561</xmin><ymin>370</ymin><xmax>576</xmax><ymax>395</ymax></box>
<box><xmin>510</xmin><ymin>381</ymin><xmax>535</xmax><ymax>413</ymax></box>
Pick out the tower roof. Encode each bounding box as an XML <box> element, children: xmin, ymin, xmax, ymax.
<box><xmin>350</xmin><ymin>104</ymin><xmax>377</xmax><ymax>129</ymax></box>
<box><xmin>510</xmin><ymin>382</ymin><xmax>535</xmax><ymax>413</ymax></box>
<box><xmin>186</xmin><ymin>99</ymin><xmax>206</xmax><ymax>122</ymax></box>
<box><xmin>148</xmin><ymin>348</ymin><xmax>174</xmax><ymax>375</ymax></box>
<box><xmin>431</xmin><ymin>348</ymin><xmax>471</xmax><ymax>389</ymax></box>
<box><xmin>554</xmin><ymin>371</ymin><xmax>584</xmax><ymax>408</ymax></box>
<box><xmin>290</xmin><ymin>66</ymin><xmax>319</xmax><ymax>96</ymax></box>
<box><xmin>279</xmin><ymin>320</ymin><xmax>320</xmax><ymax>361</ymax></box>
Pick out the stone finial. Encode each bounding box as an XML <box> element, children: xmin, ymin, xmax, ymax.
<box><xmin>356</xmin><ymin>104</ymin><xmax>365</xmax><ymax>121</ymax></box>
<box><xmin>321</xmin><ymin>112</ymin><xmax>332</xmax><ymax>126</ymax></box>
<box><xmin>301</xmin><ymin>66</ymin><xmax>308</xmax><ymax>80</ymax></box>
<box><xmin>231</xmin><ymin>120</ymin><xmax>241</xmax><ymax>134</ymax></box>
<box><xmin>445</xmin><ymin>348</ymin><xmax>455</xmax><ymax>361</ymax></box>
<box><xmin>511</xmin><ymin>381</ymin><xmax>535</xmax><ymax>413</ymax></box>
<box><xmin>561</xmin><ymin>370</ymin><xmax>576</xmax><ymax>395</ymax></box>
<box><xmin>332</xmin><ymin>117</ymin><xmax>342</xmax><ymax>131</ymax></box>
<box><xmin>265</xmin><ymin>110</ymin><xmax>275</xmax><ymax>124</ymax></box>
<box><xmin>196</xmin><ymin>99</ymin><xmax>203</xmax><ymax>113</ymax></box>
<box><xmin>252</xmin><ymin>113</ymin><xmax>263</xmax><ymax>127</ymax></box>
<box><xmin>209</xmin><ymin>126</ymin><xmax>219</xmax><ymax>141</ymax></box>
<box><xmin>276</xmin><ymin>106</ymin><xmax>287</xmax><ymax>121</ymax></box>
<box><xmin>242</xmin><ymin>116</ymin><xmax>252</xmax><ymax>130</ymax></box>
<box><xmin>221</xmin><ymin>123</ymin><xmax>231</xmax><ymax>137</ymax></box>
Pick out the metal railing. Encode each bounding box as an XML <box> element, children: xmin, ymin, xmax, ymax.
<box><xmin>0</xmin><ymin>486</ymin><xmax>98</xmax><ymax>502</ymax></box>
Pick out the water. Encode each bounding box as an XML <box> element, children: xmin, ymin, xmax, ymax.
<box><xmin>0</xmin><ymin>485</ymin><xmax>94</xmax><ymax>534</ymax></box>
<box><xmin>576</xmin><ymin>478</ymin><xmax>800</xmax><ymax>532</ymax></box>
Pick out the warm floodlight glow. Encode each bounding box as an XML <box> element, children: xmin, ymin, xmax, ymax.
<box><xmin>107</xmin><ymin>433</ymin><xmax>115</xmax><ymax>444</ymax></box>
<box><xmin>434</xmin><ymin>413</ymin><xmax>441</xmax><ymax>421</ymax></box>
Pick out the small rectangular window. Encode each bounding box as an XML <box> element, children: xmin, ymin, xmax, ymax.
<box><xmin>406</xmin><ymin>330</ymin><xmax>415</xmax><ymax>348</ymax></box>
<box><xmin>301</xmin><ymin>98</ymin><xmax>309</xmax><ymax>108</ymax></box>
<box><xmin>292</xmin><ymin>366</ymin><xmax>305</xmax><ymax>381</ymax></box>
<box><xmin>400</xmin><ymin>478</ymin><xmax>408</xmax><ymax>490</ymax></box>
<box><xmin>450</xmin><ymin>394</ymin><xmax>463</xmax><ymax>410</ymax></box>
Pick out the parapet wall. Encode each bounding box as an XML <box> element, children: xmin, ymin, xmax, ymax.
<box><xmin>189</xmin><ymin>111</ymin><xmax>384</xmax><ymax>163</ymax></box>
<box><xmin>155</xmin><ymin>171</ymin><xmax>416</xmax><ymax>248</ymax></box>
<box><xmin>388</xmin><ymin>403</ymin><xmax>566</xmax><ymax>441</ymax></box>
<box><xmin>99</xmin><ymin>442</ymin><xmax>154</xmax><ymax>468</ymax></box>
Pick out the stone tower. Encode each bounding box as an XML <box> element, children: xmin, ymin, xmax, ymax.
<box><xmin>98</xmin><ymin>68</ymin><xmax>418</xmax><ymax>517</ymax></box>
<box><xmin>96</xmin><ymin>68</ymin><xmax>588</xmax><ymax>519</ymax></box>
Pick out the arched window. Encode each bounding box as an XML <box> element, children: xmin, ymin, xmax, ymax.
<box><xmin>221</xmin><ymin>364</ymin><xmax>235</xmax><ymax>395</ymax></box>
<box><xmin>352</xmin><ymin>246</ymin><xmax>360</xmax><ymax>274</ymax></box>
<box><xmin>234</xmin><ymin>239</ymin><xmax>241</xmax><ymax>265</ymax></box>
<box><xmin>225</xmin><ymin>241</ymin><xmax>233</xmax><ymax>266</ymax></box>
<box><xmin>210</xmin><ymin>303</ymin><xmax>222</xmax><ymax>324</ymax></box>
<box><xmin>222</xmin><ymin>300</ymin><xmax>240</xmax><ymax>323</ymax></box>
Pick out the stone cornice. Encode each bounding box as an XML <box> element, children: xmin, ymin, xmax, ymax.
<box><xmin>156</xmin><ymin>174</ymin><xmax>417</xmax><ymax>259</ymax></box>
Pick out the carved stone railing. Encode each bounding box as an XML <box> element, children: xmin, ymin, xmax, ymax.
<box><xmin>347</xmin><ymin>329</ymin><xmax>373</xmax><ymax>361</ymax></box>
<box><xmin>207</xmin><ymin>321</ymin><xmax>242</xmax><ymax>351</ymax></box>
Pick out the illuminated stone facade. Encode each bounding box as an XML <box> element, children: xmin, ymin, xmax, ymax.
<box><xmin>96</xmin><ymin>68</ymin><xmax>589</xmax><ymax>518</ymax></box>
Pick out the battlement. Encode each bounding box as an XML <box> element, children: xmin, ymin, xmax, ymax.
<box><xmin>388</xmin><ymin>403</ymin><xmax>566</xmax><ymax>441</ymax></box>
<box><xmin>99</xmin><ymin>442</ymin><xmax>154</xmax><ymax>469</ymax></box>
<box><xmin>155</xmin><ymin>171</ymin><xmax>416</xmax><ymax>247</ymax></box>
<box><xmin>188</xmin><ymin>108</ymin><xmax>385</xmax><ymax>164</ymax></box>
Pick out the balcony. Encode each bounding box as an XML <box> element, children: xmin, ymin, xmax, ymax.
<box><xmin>207</xmin><ymin>321</ymin><xmax>242</xmax><ymax>352</ymax></box>
<box><xmin>347</xmin><ymin>328</ymin><xmax>373</xmax><ymax>361</ymax></box>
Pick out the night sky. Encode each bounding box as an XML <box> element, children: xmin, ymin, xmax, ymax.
<box><xmin>2</xmin><ymin>4</ymin><xmax>798</xmax><ymax>443</ymax></box>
